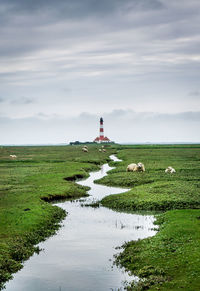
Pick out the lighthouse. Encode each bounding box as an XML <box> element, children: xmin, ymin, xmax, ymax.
<box><xmin>99</xmin><ymin>117</ymin><xmax>104</xmax><ymax>140</ymax></box>
<box><xmin>94</xmin><ymin>117</ymin><xmax>111</xmax><ymax>143</ymax></box>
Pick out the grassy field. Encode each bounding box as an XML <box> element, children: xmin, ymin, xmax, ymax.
<box><xmin>99</xmin><ymin>145</ymin><xmax>200</xmax><ymax>211</ymax></box>
<box><xmin>1</xmin><ymin>144</ymin><xmax>200</xmax><ymax>290</ymax></box>
<box><xmin>95</xmin><ymin>145</ymin><xmax>200</xmax><ymax>290</ymax></box>
<box><xmin>0</xmin><ymin>144</ymin><xmax>115</xmax><ymax>289</ymax></box>
<box><xmin>116</xmin><ymin>209</ymin><xmax>200</xmax><ymax>290</ymax></box>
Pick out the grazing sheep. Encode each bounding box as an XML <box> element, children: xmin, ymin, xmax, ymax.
<box><xmin>126</xmin><ymin>162</ymin><xmax>145</xmax><ymax>172</ymax></box>
<box><xmin>102</xmin><ymin>149</ymin><xmax>106</xmax><ymax>152</ymax></box>
<box><xmin>126</xmin><ymin>163</ymin><xmax>137</xmax><ymax>172</ymax></box>
<box><xmin>82</xmin><ymin>147</ymin><xmax>88</xmax><ymax>152</ymax></box>
<box><xmin>83</xmin><ymin>145</ymin><xmax>88</xmax><ymax>149</ymax></box>
<box><xmin>10</xmin><ymin>154</ymin><xmax>17</xmax><ymax>158</ymax></box>
<box><xmin>99</xmin><ymin>149</ymin><xmax>102</xmax><ymax>152</ymax></box>
<box><xmin>101</xmin><ymin>145</ymin><xmax>104</xmax><ymax>148</ymax></box>
<box><xmin>165</xmin><ymin>166</ymin><xmax>176</xmax><ymax>174</ymax></box>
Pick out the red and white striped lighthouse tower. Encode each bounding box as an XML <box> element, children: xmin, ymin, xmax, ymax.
<box><xmin>99</xmin><ymin>117</ymin><xmax>104</xmax><ymax>141</ymax></box>
<box><xmin>94</xmin><ymin>117</ymin><xmax>111</xmax><ymax>143</ymax></box>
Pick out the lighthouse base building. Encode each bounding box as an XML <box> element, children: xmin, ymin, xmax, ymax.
<box><xmin>93</xmin><ymin>117</ymin><xmax>112</xmax><ymax>143</ymax></box>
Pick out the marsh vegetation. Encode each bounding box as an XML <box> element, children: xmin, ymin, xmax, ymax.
<box><xmin>96</xmin><ymin>145</ymin><xmax>200</xmax><ymax>290</ymax></box>
<box><xmin>1</xmin><ymin>144</ymin><xmax>200</xmax><ymax>290</ymax></box>
<box><xmin>0</xmin><ymin>145</ymin><xmax>113</xmax><ymax>289</ymax></box>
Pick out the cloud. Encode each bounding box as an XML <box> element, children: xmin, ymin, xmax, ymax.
<box><xmin>177</xmin><ymin>111</ymin><xmax>200</xmax><ymax>121</ymax></box>
<box><xmin>0</xmin><ymin>0</ymin><xmax>200</xmax><ymax>134</ymax></box>
<box><xmin>10</xmin><ymin>97</ymin><xmax>34</xmax><ymax>105</ymax></box>
<box><xmin>103</xmin><ymin>110</ymin><xmax>200</xmax><ymax>122</ymax></box>
<box><xmin>188</xmin><ymin>90</ymin><xmax>200</xmax><ymax>97</ymax></box>
<box><xmin>1</xmin><ymin>0</ymin><xmax>164</xmax><ymax>19</ymax></box>
<box><xmin>0</xmin><ymin>110</ymin><xmax>200</xmax><ymax>145</ymax></box>
<box><xmin>0</xmin><ymin>0</ymin><xmax>199</xmax><ymax>61</ymax></box>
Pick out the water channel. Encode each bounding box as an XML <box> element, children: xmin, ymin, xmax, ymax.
<box><xmin>5</xmin><ymin>155</ymin><xmax>157</xmax><ymax>291</ymax></box>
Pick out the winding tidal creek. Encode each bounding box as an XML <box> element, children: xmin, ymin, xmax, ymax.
<box><xmin>5</xmin><ymin>155</ymin><xmax>157</xmax><ymax>291</ymax></box>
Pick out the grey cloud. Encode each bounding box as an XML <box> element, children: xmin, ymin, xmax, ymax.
<box><xmin>62</xmin><ymin>87</ymin><xmax>72</xmax><ymax>93</ymax></box>
<box><xmin>1</xmin><ymin>0</ymin><xmax>164</xmax><ymax>17</ymax></box>
<box><xmin>104</xmin><ymin>110</ymin><xmax>200</xmax><ymax>122</ymax></box>
<box><xmin>11</xmin><ymin>97</ymin><xmax>34</xmax><ymax>105</ymax></box>
<box><xmin>0</xmin><ymin>1</ymin><xmax>174</xmax><ymax>58</ymax></box>
<box><xmin>188</xmin><ymin>90</ymin><xmax>200</xmax><ymax>97</ymax></box>
<box><xmin>32</xmin><ymin>109</ymin><xmax>200</xmax><ymax>123</ymax></box>
<box><xmin>0</xmin><ymin>0</ymin><xmax>199</xmax><ymax>64</ymax></box>
<box><xmin>177</xmin><ymin>111</ymin><xmax>200</xmax><ymax>121</ymax></box>
<box><xmin>0</xmin><ymin>0</ymin><xmax>200</xmax><ymax>135</ymax></box>
<box><xmin>0</xmin><ymin>95</ymin><xmax>11</xmax><ymax>103</ymax></box>
<box><xmin>152</xmin><ymin>111</ymin><xmax>200</xmax><ymax>122</ymax></box>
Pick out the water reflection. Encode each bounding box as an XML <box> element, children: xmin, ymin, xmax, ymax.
<box><xmin>5</xmin><ymin>155</ymin><xmax>157</xmax><ymax>291</ymax></box>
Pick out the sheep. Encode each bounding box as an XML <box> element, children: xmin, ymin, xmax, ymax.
<box><xmin>101</xmin><ymin>145</ymin><xmax>104</xmax><ymax>148</ymax></box>
<box><xmin>165</xmin><ymin>166</ymin><xmax>176</xmax><ymax>174</ymax></box>
<box><xmin>126</xmin><ymin>163</ymin><xmax>137</xmax><ymax>172</ymax></box>
<box><xmin>82</xmin><ymin>147</ymin><xmax>88</xmax><ymax>152</ymax></box>
<box><xmin>126</xmin><ymin>162</ymin><xmax>145</xmax><ymax>172</ymax></box>
<box><xmin>99</xmin><ymin>149</ymin><xmax>102</xmax><ymax>152</ymax></box>
<box><xmin>102</xmin><ymin>149</ymin><xmax>106</xmax><ymax>152</ymax></box>
<box><xmin>10</xmin><ymin>154</ymin><xmax>17</xmax><ymax>158</ymax></box>
<box><xmin>83</xmin><ymin>145</ymin><xmax>88</xmax><ymax>149</ymax></box>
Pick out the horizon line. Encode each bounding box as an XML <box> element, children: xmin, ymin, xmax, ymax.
<box><xmin>1</xmin><ymin>142</ymin><xmax>200</xmax><ymax>146</ymax></box>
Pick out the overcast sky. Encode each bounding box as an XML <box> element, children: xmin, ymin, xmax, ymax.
<box><xmin>0</xmin><ymin>0</ymin><xmax>200</xmax><ymax>144</ymax></box>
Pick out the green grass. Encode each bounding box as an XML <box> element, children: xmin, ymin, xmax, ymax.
<box><xmin>99</xmin><ymin>146</ymin><xmax>200</xmax><ymax>211</ymax></box>
<box><xmin>96</xmin><ymin>145</ymin><xmax>200</xmax><ymax>290</ymax></box>
<box><xmin>1</xmin><ymin>144</ymin><xmax>200</xmax><ymax>290</ymax></box>
<box><xmin>116</xmin><ymin>210</ymin><xmax>200</xmax><ymax>291</ymax></box>
<box><xmin>0</xmin><ymin>144</ymin><xmax>115</xmax><ymax>289</ymax></box>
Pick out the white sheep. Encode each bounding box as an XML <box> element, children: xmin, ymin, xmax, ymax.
<box><xmin>82</xmin><ymin>147</ymin><xmax>88</xmax><ymax>152</ymax></box>
<box><xmin>10</xmin><ymin>154</ymin><xmax>17</xmax><ymax>158</ymax></box>
<box><xmin>126</xmin><ymin>162</ymin><xmax>145</xmax><ymax>172</ymax></box>
<box><xmin>127</xmin><ymin>163</ymin><xmax>137</xmax><ymax>172</ymax></box>
<box><xmin>102</xmin><ymin>149</ymin><xmax>106</xmax><ymax>152</ymax></box>
<box><xmin>99</xmin><ymin>149</ymin><xmax>102</xmax><ymax>152</ymax></box>
<box><xmin>83</xmin><ymin>145</ymin><xmax>88</xmax><ymax>149</ymax></box>
<box><xmin>165</xmin><ymin>166</ymin><xmax>176</xmax><ymax>174</ymax></box>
